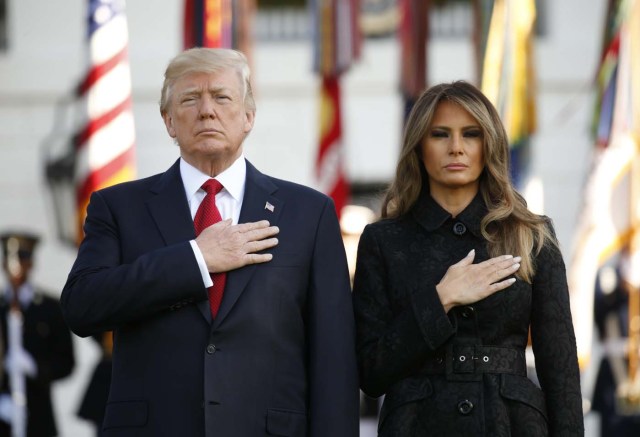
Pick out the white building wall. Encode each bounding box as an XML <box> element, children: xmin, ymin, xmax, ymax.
<box><xmin>0</xmin><ymin>0</ymin><xmax>607</xmax><ymax>435</ymax></box>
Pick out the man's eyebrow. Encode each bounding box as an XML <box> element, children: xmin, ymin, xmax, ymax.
<box><xmin>178</xmin><ymin>85</ymin><xmax>231</xmax><ymax>97</ymax></box>
<box><xmin>207</xmin><ymin>85</ymin><xmax>230</xmax><ymax>93</ymax></box>
<box><xmin>178</xmin><ymin>87</ymin><xmax>201</xmax><ymax>96</ymax></box>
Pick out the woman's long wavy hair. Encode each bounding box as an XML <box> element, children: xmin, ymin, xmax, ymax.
<box><xmin>381</xmin><ymin>81</ymin><xmax>555</xmax><ymax>282</ymax></box>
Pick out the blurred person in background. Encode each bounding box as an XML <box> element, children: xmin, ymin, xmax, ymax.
<box><xmin>591</xmin><ymin>260</ymin><xmax>640</xmax><ymax>436</ymax></box>
<box><xmin>0</xmin><ymin>232</ymin><xmax>75</xmax><ymax>437</ymax></box>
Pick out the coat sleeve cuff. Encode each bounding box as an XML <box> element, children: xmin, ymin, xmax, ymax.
<box><xmin>410</xmin><ymin>285</ymin><xmax>455</xmax><ymax>350</ymax></box>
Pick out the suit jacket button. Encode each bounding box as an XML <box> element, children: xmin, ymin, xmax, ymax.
<box><xmin>206</xmin><ymin>344</ymin><xmax>216</xmax><ymax>354</ymax></box>
<box><xmin>457</xmin><ymin>399</ymin><xmax>474</xmax><ymax>415</ymax></box>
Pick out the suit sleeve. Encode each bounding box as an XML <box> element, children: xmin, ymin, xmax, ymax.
<box><xmin>530</xmin><ymin>223</ymin><xmax>584</xmax><ymax>436</ymax></box>
<box><xmin>307</xmin><ymin>198</ymin><xmax>359</xmax><ymax>437</ymax></box>
<box><xmin>60</xmin><ymin>190</ymin><xmax>207</xmax><ymax>337</ymax></box>
<box><xmin>352</xmin><ymin>225</ymin><xmax>455</xmax><ymax>397</ymax></box>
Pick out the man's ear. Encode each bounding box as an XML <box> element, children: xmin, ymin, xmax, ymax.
<box><xmin>244</xmin><ymin>110</ymin><xmax>255</xmax><ymax>133</ymax></box>
<box><xmin>162</xmin><ymin>112</ymin><xmax>177</xmax><ymax>138</ymax></box>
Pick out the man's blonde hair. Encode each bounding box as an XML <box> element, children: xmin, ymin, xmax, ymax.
<box><xmin>159</xmin><ymin>47</ymin><xmax>255</xmax><ymax>115</ymax></box>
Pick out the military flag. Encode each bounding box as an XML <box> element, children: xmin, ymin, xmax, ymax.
<box><xmin>184</xmin><ymin>0</ymin><xmax>233</xmax><ymax>49</ymax></box>
<box><xmin>569</xmin><ymin>0</ymin><xmax>640</xmax><ymax>374</ymax></box>
<box><xmin>480</xmin><ymin>0</ymin><xmax>537</xmax><ymax>189</ymax></box>
<box><xmin>183</xmin><ymin>0</ymin><xmax>254</xmax><ymax>53</ymax></box>
<box><xmin>398</xmin><ymin>0</ymin><xmax>429</xmax><ymax>121</ymax></box>
<box><xmin>311</xmin><ymin>0</ymin><xmax>361</xmax><ymax>218</ymax></box>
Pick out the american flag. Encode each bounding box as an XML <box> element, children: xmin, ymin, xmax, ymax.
<box><xmin>74</xmin><ymin>0</ymin><xmax>136</xmax><ymax>241</ymax></box>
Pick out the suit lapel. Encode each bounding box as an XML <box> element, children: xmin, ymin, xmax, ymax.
<box><xmin>146</xmin><ymin>160</ymin><xmax>213</xmax><ymax>323</ymax></box>
<box><xmin>146</xmin><ymin>159</ymin><xmax>195</xmax><ymax>245</ymax></box>
<box><xmin>213</xmin><ymin>160</ymin><xmax>283</xmax><ymax>328</ymax></box>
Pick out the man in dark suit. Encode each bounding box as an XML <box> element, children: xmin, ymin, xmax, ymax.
<box><xmin>0</xmin><ymin>232</ymin><xmax>75</xmax><ymax>437</ymax></box>
<box><xmin>60</xmin><ymin>48</ymin><xmax>359</xmax><ymax>437</ymax></box>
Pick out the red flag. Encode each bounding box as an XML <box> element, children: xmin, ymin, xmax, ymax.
<box><xmin>316</xmin><ymin>76</ymin><xmax>349</xmax><ymax>218</ymax></box>
<box><xmin>311</xmin><ymin>0</ymin><xmax>361</xmax><ymax>217</ymax></box>
<box><xmin>399</xmin><ymin>0</ymin><xmax>429</xmax><ymax>101</ymax></box>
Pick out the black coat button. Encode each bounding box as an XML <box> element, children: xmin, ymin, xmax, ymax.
<box><xmin>460</xmin><ymin>306</ymin><xmax>475</xmax><ymax>318</ymax></box>
<box><xmin>206</xmin><ymin>344</ymin><xmax>216</xmax><ymax>354</ymax></box>
<box><xmin>458</xmin><ymin>399</ymin><xmax>474</xmax><ymax>415</ymax></box>
<box><xmin>453</xmin><ymin>222</ymin><xmax>466</xmax><ymax>235</ymax></box>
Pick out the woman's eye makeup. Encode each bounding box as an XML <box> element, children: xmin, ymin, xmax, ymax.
<box><xmin>430</xmin><ymin>130</ymin><xmax>449</xmax><ymax>138</ymax></box>
<box><xmin>464</xmin><ymin>129</ymin><xmax>482</xmax><ymax>138</ymax></box>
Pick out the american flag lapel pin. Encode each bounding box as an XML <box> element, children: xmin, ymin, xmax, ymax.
<box><xmin>265</xmin><ymin>201</ymin><xmax>275</xmax><ymax>213</ymax></box>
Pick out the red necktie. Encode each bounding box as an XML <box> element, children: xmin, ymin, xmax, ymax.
<box><xmin>193</xmin><ymin>179</ymin><xmax>226</xmax><ymax>318</ymax></box>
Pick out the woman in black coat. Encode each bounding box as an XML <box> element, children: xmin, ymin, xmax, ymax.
<box><xmin>352</xmin><ymin>81</ymin><xmax>583</xmax><ymax>436</ymax></box>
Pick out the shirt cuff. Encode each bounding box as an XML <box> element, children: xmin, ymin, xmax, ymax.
<box><xmin>189</xmin><ymin>240</ymin><xmax>213</xmax><ymax>288</ymax></box>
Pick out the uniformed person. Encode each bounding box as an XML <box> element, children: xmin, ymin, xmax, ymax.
<box><xmin>0</xmin><ymin>232</ymin><xmax>74</xmax><ymax>437</ymax></box>
<box><xmin>592</xmin><ymin>263</ymin><xmax>640</xmax><ymax>436</ymax></box>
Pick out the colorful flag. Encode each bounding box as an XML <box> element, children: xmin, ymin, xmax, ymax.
<box><xmin>311</xmin><ymin>0</ymin><xmax>361</xmax><ymax>218</ymax></box>
<box><xmin>480</xmin><ymin>0</ymin><xmax>537</xmax><ymax>189</ymax></box>
<box><xmin>74</xmin><ymin>0</ymin><xmax>136</xmax><ymax>242</ymax></box>
<box><xmin>568</xmin><ymin>0</ymin><xmax>640</xmax><ymax>371</ymax></box>
<box><xmin>184</xmin><ymin>0</ymin><xmax>256</xmax><ymax>51</ymax></box>
<box><xmin>184</xmin><ymin>0</ymin><xmax>233</xmax><ymax>49</ymax></box>
<box><xmin>311</xmin><ymin>0</ymin><xmax>361</xmax><ymax>76</ymax></box>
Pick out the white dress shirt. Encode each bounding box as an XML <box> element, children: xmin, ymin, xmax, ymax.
<box><xmin>180</xmin><ymin>156</ymin><xmax>246</xmax><ymax>287</ymax></box>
